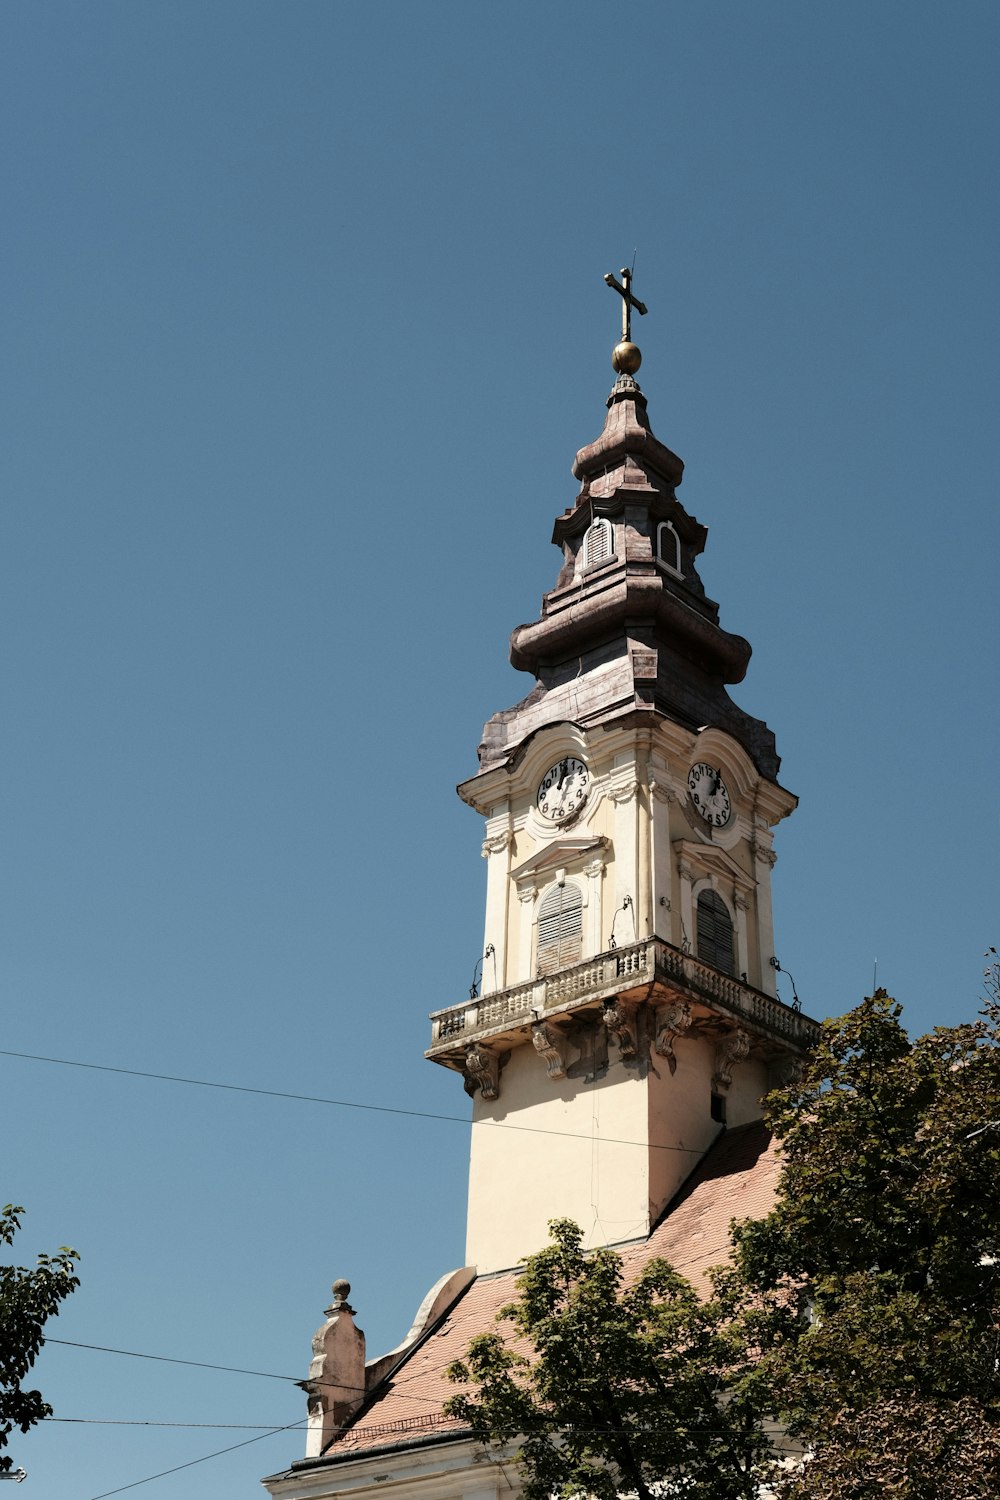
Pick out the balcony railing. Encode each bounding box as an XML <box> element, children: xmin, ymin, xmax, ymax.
<box><xmin>428</xmin><ymin>938</ymin><xmax>819</xmax><ymax>1054</ymax></box>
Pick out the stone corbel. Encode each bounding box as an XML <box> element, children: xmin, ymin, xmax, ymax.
<box><xmin>713</xmin><ymin>1028</ymin><xmax>751</xmax><ymax>1091</ymax></box>
<box><xmin>463</xmin><ymin>1043</ymin><xmax>506</xmax><ymax>1101</ymax></box>
<box><xmin>648</xmin><ymin>778</ymin><xmax>677</xmax><ymax>805</ymax></box>
<box><xmin>603</xmin><ymin>997</ymin><xmax>638</xmax><ymax>1061</ymax></box>
<box><xmin>653</xmin><ymin>1000</ymin><xmax>693</xmax><ymax>1075</ymax></box>
<box><xmin>609</xmin><ymin>780</ymin><xmax>640</xmax><ymax>806</ymax></box>
<box><xmin>531</xmin><ymin>1021</ymin><xmax>569</xmax><ymax>1081</ymax></box>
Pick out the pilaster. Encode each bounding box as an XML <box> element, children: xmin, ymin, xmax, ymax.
<box><xmin>648</xmin><ymin>769</ymin><xmax>676</xmax><ymax>944</ymax></box>
<box><xmin>609</xmin><ymin>774</ymin><xmax>640</xmax><ymax>944</ymax></box>
<box><xmin>584</xmin><ymin>857</ymin><xmax>605</xmax><ymax>957</ymax></box>
<box><xmin>480</xmin><ymin>825</ymin><xmax>513</xmax><ymax>992</ymax></box>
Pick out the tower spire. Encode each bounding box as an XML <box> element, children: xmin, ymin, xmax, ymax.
<box><xmin>421</xmin><ymin>278</ymin><xmax>815</xmax><ymax>1273</ymax></box>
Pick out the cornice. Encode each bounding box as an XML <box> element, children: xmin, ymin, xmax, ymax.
<box><xmin>509</xmin><ymin>571</ymin><xmax>750</xmax><ymax>685</ymax></box>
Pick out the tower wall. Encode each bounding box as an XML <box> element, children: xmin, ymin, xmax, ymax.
<box><xmin>466</xmin><ymin>1030</ymin><xmax>772</xmax><ymax>1272</ymax></box>
<box><xmin>427</xmin><ymin>360</ymin><xmax>817</xmax><ymax>1279</ymax></box>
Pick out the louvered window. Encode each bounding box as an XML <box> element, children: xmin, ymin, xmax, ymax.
<box><xmin>657</xmin><ymin>521</ymin><xmax>682</xmax><ymax>575</ymax></box>
<box><xmin>536</xmin><ymin>882</ymin><xmax>583</xmax><ymax>976</ymax></box>
<box><xmin>583</xmin><ymin>519</ymin><xmax>612</xmax><ymax>568</ymax></box>
<box><xmin>696</xmin><ymin>889</ymin><xmax>735</xmax><ymax>976</ymax></box>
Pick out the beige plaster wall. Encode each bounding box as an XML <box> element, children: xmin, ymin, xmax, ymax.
<box><xmin>465</xmin><ymin>1028</ymin><xmax>769</xmax><ymax>1273</ymax></box>
<box><xmin>476</xmin><ymin>720</ymin><xmax>788</xmax><ymax>999</ymax></box>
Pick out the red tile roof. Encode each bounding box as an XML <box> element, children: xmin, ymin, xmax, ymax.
<box><xmin>328</xmin><ymin>1122</ymin><xmax>780</xmax><ymax>1456</ymax></box>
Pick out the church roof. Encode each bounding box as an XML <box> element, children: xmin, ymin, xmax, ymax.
<box><xmin>325</xmin><ymin>1121</ymin><xmax>780</xmax><ymax>1459</ymax></box>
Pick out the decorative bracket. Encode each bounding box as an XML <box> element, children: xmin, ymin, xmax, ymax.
<box><xmin>531</xmin><ymin>1021</ymin><xmax>569</xmax><ymax>1081</ymax></box>
<box><xmin>752</xmin><ymin>839</ymin><xmax>778</xmax><ymax>869</ymax></box>
<box><xmin>482</xmin><ymin>830</ymin><xmax>514</xmax><ymax>859</ymax></box>
<box><xmin>463</xmin><ymin>1043</ymin><xmax>506</xmax><ymax>1101</ymax></box>
<box><xmin>713</xmin><ymin>1028</ymin><xmax>751</xmax><ymax>1091</ymax></box>
<box><xmin>653</xmin><ymin>1000</ymin><xmax>693</xmax><ymax>1075</ymax></box>
<box><xmin>603</xmin><ymin>997</ymin><xmax>638</xmax><ymax>1061</ymax></box>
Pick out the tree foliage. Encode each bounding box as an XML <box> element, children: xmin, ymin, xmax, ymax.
<box><xmin>446</xmin><ymin>987</ymin><xmax>1000</xmax><ymax>1500</ymax></box>
<box><xmin>0</xmin><ymin>1206</ymin><xmax>79</xmax><ymax>1471</ymax></box>
<box><xmin>727</xmin><ymin>988</ymin><xmax>1000</xmax><ymax>1498</ymax></box>
<box><xmin>445</xmin><ymin>1218</ymin><xmax>773</xmax><ymax>1500</ymax></box>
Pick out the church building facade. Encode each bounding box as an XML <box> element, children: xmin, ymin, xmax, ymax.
<box><xmin>263</xmin><ymin>277</ymin><xmax>819</xmax><ymax>1500</ymax></box>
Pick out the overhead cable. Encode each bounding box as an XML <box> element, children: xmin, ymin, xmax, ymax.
<box><xmin>0</xmin><ymin>1047</ymin><xmax>704</xmax><ymax>1155</ymax></box>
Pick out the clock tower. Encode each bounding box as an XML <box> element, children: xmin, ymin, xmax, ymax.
<box><xmin>427</xmin><ymin>276</ymin><xmax>818</xmax><ymax>1273</ymax></box>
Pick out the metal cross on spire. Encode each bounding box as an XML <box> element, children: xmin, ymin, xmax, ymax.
<box><xmin>604</xmin><ymin>265</ymin><xmax>648</xmax><ymax>343</ymax></box>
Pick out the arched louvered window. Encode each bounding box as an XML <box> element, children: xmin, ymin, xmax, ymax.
<box><xmin>583</xmin><ymin>518</ymin><xmax>613</xmax><ymax>568</ymax></box>
<box><xmin>657</xmin><ymin>521</ymin><xmax>682</xmax><ymax>576</ymax></box>
<box><xmin>696</xmin><ymin>889</ymin><xmax>734</xmax><ymax>977</ymax></box>
<box><xmin>536</xmin><ymin>881</ymin><xmax>583</xmax><ymax>976</ymax></box>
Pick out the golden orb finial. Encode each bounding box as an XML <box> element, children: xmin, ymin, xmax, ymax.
<box><xmin>612</xmin><ymin>340</ymin><xmax>642</xmax><ymax>375</ymax></box>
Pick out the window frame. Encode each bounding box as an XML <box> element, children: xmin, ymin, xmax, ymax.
<box><xmin>656</xmin><ymin>520</ymin><xmax>683</xmax><ymax>578</ymax></box>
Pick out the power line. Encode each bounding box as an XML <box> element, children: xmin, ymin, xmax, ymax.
<box><xmin>47</xmin><ymin>1233</ymin><xmax>740</xmax><ymax>1405</ymax></box>
<box><xmin>53</xmin><ymin>1342</ymin><xmax>799</xmax><ymax>1500</ymax></box>
<box><xmin>0</xmin><ymin>1047</ymin><xmax>704</xmax><ymax>1155</ymax></box>
<box><xmin>47</xmin><ymin>1337</ymin><xmax>313</xmax><ymax>1387</ymax></box>
<box><xmin>79</xmin><ymin>1406</ymin><xmax>785</xmax><ymax>1500</ymax></box>
<box><xmin>86</xmin><ymin>1420</ymin><xmax>306</xmax><ymax>1500</ymax></box>
<box><xmin>46</xmin><ymin>1336</ymin><xmax>462</xmax><ymax>1409</ymax></box>
<box><xmin>46</xmin><ymin>1418</ymin><xmax>295</xmax><ymax>1429</ymax></box>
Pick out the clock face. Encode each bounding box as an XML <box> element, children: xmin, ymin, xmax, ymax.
<box><xmin>688</xmin><ymin>762</ymin><xmax>732</xmax><ymax>828</ymax></box>
<box><xmin>536</xmin><ymin>757</ymin><xmax>589</xmax><ymax>822</ymax></box>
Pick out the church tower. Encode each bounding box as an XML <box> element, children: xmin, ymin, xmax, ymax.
<box><xmin>427</xmin><ymin>273</ymin><xmax>818</xmax><ymax>1274</ymax></box>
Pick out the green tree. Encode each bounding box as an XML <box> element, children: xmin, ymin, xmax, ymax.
<box><xmin>727</xmin><ymin>988</ymin><xmax>1000</xmax><ymax>1499</ymax></box>
<box><xmin>446</xmin><ymin>988</ymin><xmax>1000</xmax><ymax>1500</ymax></box>
<box><xmin>0</xmin><ymin>1205</ymin><xmax>79</xmax><ymax>1472</ymax></box>
<box><xmin>445</xmin><ymin>1218</ymin><xmax>774</xmax><ymax>1500</ymax></box>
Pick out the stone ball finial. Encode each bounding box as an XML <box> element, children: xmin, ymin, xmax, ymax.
<box><xmin>612</xmin><ymin>340</ymin><xmax>642</xmax><ymax>375</ymax></box>
<box><xmin>324</xmin><ymin>1277</ymin><xmax>356</xmax><ymax>1318</ymax></box>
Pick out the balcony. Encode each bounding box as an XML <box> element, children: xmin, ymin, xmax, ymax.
<box><xmin>427</xmin><ymin>938</ymin><xmax>819</xmax><ymax>1064</ymax></box>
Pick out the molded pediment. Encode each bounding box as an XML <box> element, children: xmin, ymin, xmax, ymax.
<box><xmin>512</xmin><ymin>836</ymin><xmax>607</xmax><ymax>882</ymax></box>
<box><xmin>674</xmin><ymin>838</ymin><xmax>756</xmax><ymax>894</ymax></box>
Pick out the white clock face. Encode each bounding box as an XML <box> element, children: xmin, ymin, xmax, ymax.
<box><xmin>536</xmin><ymin>757</ymin><xmax>589</xmax><ymax>822</ymax></box>
<box><xmin>688</xmin><ymin>762</ymin><xmax>732</xmax><ymax>828</ymax></box>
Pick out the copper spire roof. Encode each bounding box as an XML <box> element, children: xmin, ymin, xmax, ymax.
<box><xmin>476</xmin><ymin>373</ymin><xmax>782</xmax><ymax>782</ymax></box>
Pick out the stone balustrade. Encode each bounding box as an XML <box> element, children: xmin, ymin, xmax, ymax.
<box><xmin>428</xmin><ymin>939</ymin><xmax>819</xmax><ymax>1055</ymax></box>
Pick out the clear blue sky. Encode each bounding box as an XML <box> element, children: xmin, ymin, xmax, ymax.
<box><xmin>2</xmin><ymin>3</ymin><xmax>998</xmax><ymax>1496</ymax></box>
